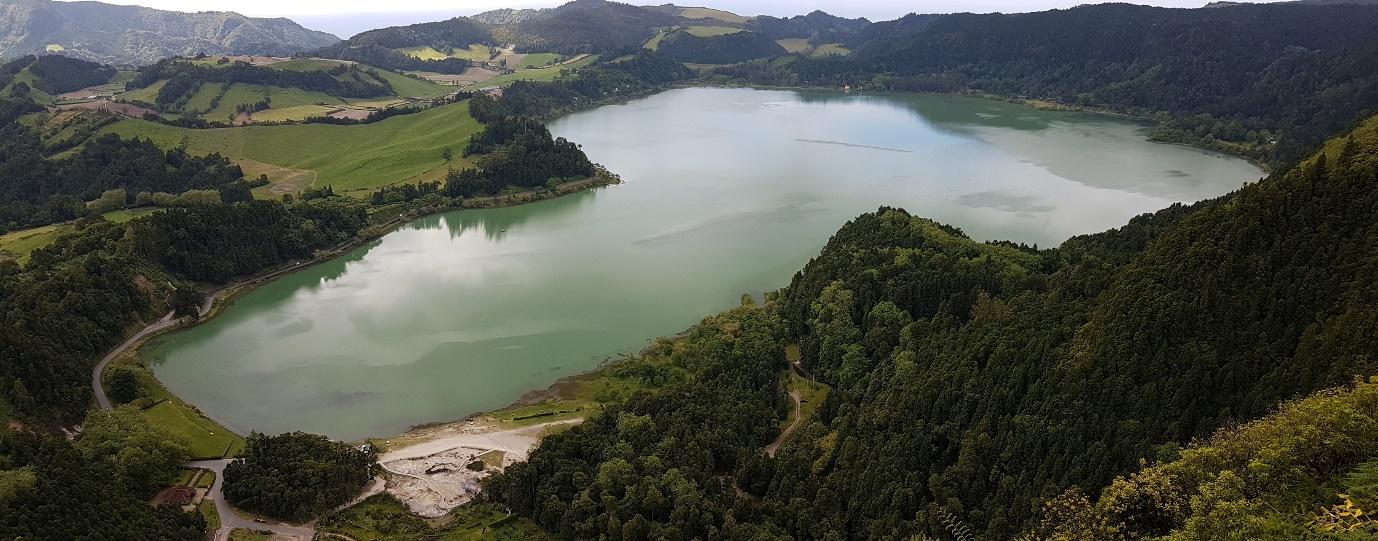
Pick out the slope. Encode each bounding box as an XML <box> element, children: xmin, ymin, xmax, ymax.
<box><xmin>0</xmin><ymin>0</ymin><xmax>338</xmax><ymax>65</ymax></box>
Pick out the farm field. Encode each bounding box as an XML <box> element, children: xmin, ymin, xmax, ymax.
<box><xmin>101</xmin><ymin>100</ymin><xmax>484</xmax><ymax>194</ymax></box>
<box><xmin>685</xmin><ymin>25</ymin><xmax>745</xmax><ymax>37</ymax></box>
<box><xmin>677</xmin><ymin>6</ymin><xmax>748</xmax><ymax>23</ymax></box>
<box><xmin>773</xmin><ymin>39</ymin><xmax>851</xmax><ymax>57</ymax></box>
<box><xmin>399</xmin><ymin>44</ymin><xmax>492</xmax><ymax>62</ymax></box>
<box><xmin>776</xmin><ymin>38</ymin><xmax>810</xmax><ymax>53</ymax></box>
<box><xmin>464</xmin><ymin>55</ymin><xmax>597</xmax><ymax>88</ymax></box>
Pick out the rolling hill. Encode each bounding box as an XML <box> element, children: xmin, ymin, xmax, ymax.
<box><xmin>0</xmin><ymin>0</ymin><xmax>339</xmax><ymax>65</ymax></box>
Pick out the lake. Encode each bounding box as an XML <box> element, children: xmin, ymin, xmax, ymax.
<box><xmin>144</xmin><ymin>87</ymin><xmax>1264</xmax><ymax>439</ymax></box>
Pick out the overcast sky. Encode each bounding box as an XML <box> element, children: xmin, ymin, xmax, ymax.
<box><xmin>73</xmin><ymin>0</ymin><xmax>1282</xmax><ymax>37</ymax></box>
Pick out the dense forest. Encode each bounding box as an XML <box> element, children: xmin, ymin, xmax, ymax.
<box><xmin>656</xmin><ymin>31</ymin><xmax>786</xmax><ymax>65</ymax></box>
<box><xmin>0</xmin><ymin>126</ymin><xmax>244</xmax><ymax>232</ymax></box>
<box><xmin>223</xmin><ymin>432</ymin><xmax>375</xmax><ymax>522</ymax></box>
<box><xmin>1028</xmin><ymin>377</ymin><xmax>1378</xmax><ymax>540</ymax></box>
<box><xmin>0</xmin><ymin>406</ymin><xmax>203</xmax><ymax>540</ymax></box>
<box><xmin>745</xmin><ymin>11</ymin><xmax>871</xmax><ymax>44</ymax></box>
<box><xmin>503</xmin><ymin>0</ymin><xmax>679</xmax><ymax>54</ymax></box>
<box><xmin>487</xmin><ymin>110</ymin><xmax>1378</xmax><ymax>539</ymax></box>
<box><xmin>0</xmin><ymin>54</ymin><xmax>115</xmax><ymax>94</ymax></box>
<box><xmin>444</xmin><ymin>115</ymin><xmax>594</xmax><ymax>197</ymax></box>
<box><xmin>482</xmin><ymin>53</ymin><xmax>694</xmax><ymax>119</ymax></box>
<box><xmin>718</xmin><ymin>2</ymin><xmax>1378</xmax><ymax>165</ymax></box>
<box><xmin>1</xmin><ymin>199</ymin><xmax>368</xmax><ymax>422</ymax></box>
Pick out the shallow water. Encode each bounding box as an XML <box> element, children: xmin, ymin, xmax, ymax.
<box><xmin>145</xmin><ymin>87</ymin><xmax>1264</xmax><ymax>440</ymax></box>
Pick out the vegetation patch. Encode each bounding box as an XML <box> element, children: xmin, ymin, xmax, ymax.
<box><xmin>318</xmin><ymin>495</ymin><xmax>551</xmax><ymax>541</ymax></box>
<box><xmin>101</xmin><ymin>100</ymin><xmax>484</xmax><ymax>193</ymax></box>
<box><xmin>685</xmin><ymin>25</ymin><xmax>746</xmax><ymax>37</ymax></box>
<box><xmin>464</xmin><ymin>55</ymin><xmax>598</xmax><ymax>88</ymax></box>
<box><xmin>223</xmin><ymin>432</ymin><xmax>375</xmax><ymax>522</ymax></box>
<box><xmin>110</xmin><ymin>356</ymin><xmax>245</xmax><ymax>459</ymax></box>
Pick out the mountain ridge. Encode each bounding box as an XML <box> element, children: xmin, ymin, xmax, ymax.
<box><xmin>0</xmin><ymin>0</ymin><xmax>339</xmax><ymax>65</ymax></box>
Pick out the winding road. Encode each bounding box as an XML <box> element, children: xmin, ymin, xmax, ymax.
<box><xmin>92</xmin><ymin>310</ymin><xmax>177</xmax><ymax>410</ymax></box>
<box><xmin>186</xmin><ymin>460</ymin><xmax>315</xmax><ymax>541</ymax></box>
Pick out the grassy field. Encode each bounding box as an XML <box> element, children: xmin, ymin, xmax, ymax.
<box><xmin>514</xmin><ymin>53</ymin><xmax>561</xmax><ymax>69</ymax></box>
<box><xmin>465</xmin><ymin>55</ymin><xmax>598</xmax><ymax>89</ymax></box>
<box><xmin>102</xmin><ymin>99</ymin><xmax>483</xmax><ymax>194</ymax></box>
<box><xmin>373</xmin><ymin>69</ymin><xmax>452</xmax><ymax>99</ymax></box>
<box><xmin>399</xmin><ymin>45</ymin><xmax>493</xmax><ymax>62</ymax></box>
<box><xmin>0</xmin><ymin>224</ymin><xmax>63</xmax><ymax>264</ymax></box>
<box><xmin>320</xmin><ymin>496</ymin><xmax>551</xmax><ymax>541</ymax></box>
<box><xmin>109</xmin><ymin>354</ymin><xmax>245</xmax><ymax>459</ymax></box>
<box><xmin>200</xmin><ymin>500</ymin><xmax>221</xmax><ymax>532</ymax></box>
<box><xmin>773</xmin><ymin>40</ymin><xmax>851</xmax><ymax>57</ymax></box>
<box><xmin>266</xmin><ymin>58</ymin><xmax>350</xmax><ymax>72</ymax></box>
<box><xmin>120</xmin><ymin>79</ymin><xmax>164</xmax><ymax>104</ymax></box>
<box><xmin>811</xmin><ymin>43</ymin><xmax>851</xmax><ymax>57</ymax></box>
<box><xmin>678</xmin><ymin>6</ymin><xmax>748</xmax><ymax>23</ymax></box>
<box><xmin>685</xmin><ymin>25</ymin><xmax>745</xmax><ymax>37</ymax></box>
<box><xmin>776</xmin><ymin>38</ymin><xmax>811</xmax><ymax>53</ymax></box>
<box><xmin>644</xmin><ymin>31</ymin><xmax>669</xmax><ymax>51</ymax></box>
<box><xmin>0</xmin><ymin>208</ymin><xmax>162</xmax><ymax>264</ymax></box>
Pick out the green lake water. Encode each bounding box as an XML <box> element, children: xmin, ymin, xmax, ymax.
<box><xmin>145</xmin><ymin>88</ymin><xmax>1264</xmax><ymax>439</ymax></box>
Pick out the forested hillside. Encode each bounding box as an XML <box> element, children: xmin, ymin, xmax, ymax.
<box><xmin>0</xmin><ymin>0</ymin><xmax>338</xmax><ymax>65</ymax></box>
<box><xmin>487</xmin><ymin>111</ymin><xmax>1378</xmax><ymax>539</ymax></box>
<box><xmin>724</xmin><ymin>2</ymin><xmax>1378</xmax><ymax>165</ymax></box>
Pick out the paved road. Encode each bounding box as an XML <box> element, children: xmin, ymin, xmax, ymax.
<box><xmin>187</xmin><ymin>459</ymin><xmax>316</xmax><ymax>541</ymax></box>
<box><xmin>92</xmin><ymin>311</ymin><xmax>177</xmax><ymax>410</ymax></box>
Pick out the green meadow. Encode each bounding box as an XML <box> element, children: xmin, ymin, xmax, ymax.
<box><xmin>399</xmin><ymin>44</ymin><xmax>493</xmax><ymax>62</ymax></box>
<box><xmin>102</xmin><ymin>99</ymin><xmax>483</xmax><ymax>194</ymax></box>
<box><xmin>685</xmin><ymin>25</ymin><xmax>745</xmax><ymax>37</ymax></box>
<box><xmin>465</xmin><ymin>55</ymin><xmax>598</xmax><ymax>88</ymax></box>
<box><xmin>110</xmin><ymin>356</ymin><xmax>245</xmax><ymax>459</ymax></box>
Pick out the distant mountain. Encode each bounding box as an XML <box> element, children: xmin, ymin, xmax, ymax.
<box><xmin>0</xmin><ymin>0</ymin><xmax>338</xmax><ymax>65</ymax></box>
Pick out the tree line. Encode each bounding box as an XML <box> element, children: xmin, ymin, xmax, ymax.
<box><xmin>1</xmin><ymin>198</ymin><xmax>368</xmax><ymax>423</ymax></box>
<box><xmin>223</xmin><ymin>432</ymin><xmax>375</xmax><ymax>522</ymax></box>
<box><xmin>712</xmin><ymin>2</ymin><xmax>1378</xmax><ymax>166</ymax></box>
<box><xmin>0</xmin><ymin>120</ymin><xmax>244</xmax><ymax>233</ymax></box>
<box><xmin>129</xmin><ymin>59</ymin><xmax>394</xmax><ymax>110</ymax></box>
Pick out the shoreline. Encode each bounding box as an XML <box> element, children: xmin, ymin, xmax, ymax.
<box><xmin>679</xmin><ymin>80</ymin><xmax>1274</xmax><ymax>172</ymax></box>
<box><xmin>98</xmin><ymin>82</ymin><xmax>1265</xmax><ymax>451</ymax></box>
<box><xmin>91</xmin><ymin>173</ymin><xmax>623</xmax><ymax>442</ymax></box>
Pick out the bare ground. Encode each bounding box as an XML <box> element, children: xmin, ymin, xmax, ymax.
<box><xmin>376</xmin><ymin>418</ymin><xmax>581</xmax><ymax>517</ymax></box>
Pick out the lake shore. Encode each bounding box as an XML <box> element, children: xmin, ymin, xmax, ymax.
<box><xmin>93</xmin><ymin>172</ymin><xmax>623</xmax><ymax>445</ymax></box>
<box><xmin>124</xmin><ymin>85</ymin><xmax>1264</xmax><ymax>446</ymax></box>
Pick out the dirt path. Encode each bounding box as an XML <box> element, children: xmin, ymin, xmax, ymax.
<box><xmin>764</xmin><ymin>389</ymin><xmax>802</xmax><ymax>458</ymax></box>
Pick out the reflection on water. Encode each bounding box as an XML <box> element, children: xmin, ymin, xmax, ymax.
<box><xmin>146</xmin><ymin>87</ymin><xmax>1264</xmax><ymax>440</ymax></box>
